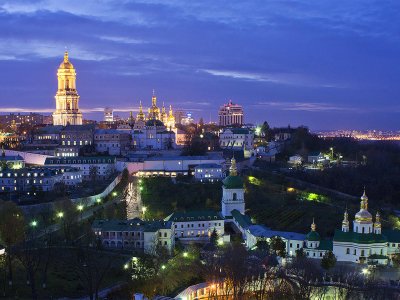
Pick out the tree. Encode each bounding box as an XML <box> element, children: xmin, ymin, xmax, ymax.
<box><xmin>54</xmin><ymin>198</ymin><xmax>78</xmax><ymax>242</ymax></box>
<box><xmin>255</xmin><ymin>240</ymin><xmax>269</xmax><ymax>253</ymax></box>
<box><xmin>295</xmin><ymin>248</ymin><xmax>306</xmax><ymax>257</ymax></box>
<box><xmin>269</xmin><ymin>236</ymin><xmax>286</xmax><ymax>257</ymax></box>
<box><xmin>89</xmin><ymin>165</ymin><xmax>98</xmax><ymax>182</ymax></box>
<box><xmin>321</xmin><ymin>250</ymin><xmax>337</xmax><ymax>270</ymax></box>
<box><xmin>210</xmin><ymin>228</ymin><xmax>219</xmax><ymax>247</ymax></box>
<box><xmin>261</xmin><ymin>121</ymin><xmax>271</xmax><ymax>140</ymax></box>
<box><xmin>0</xmin><ymin>201</ymin><xmax>25</xmax><ymax>286</ymax></box>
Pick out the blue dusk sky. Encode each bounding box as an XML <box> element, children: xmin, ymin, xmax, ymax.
<box><xmin>0</xmin><ymin>0</ymin><xmax>399</xmax><ymax>130</ymax></box>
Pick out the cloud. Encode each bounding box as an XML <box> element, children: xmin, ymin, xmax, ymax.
<box><xmin>0</xmin><ymin>107</ymin><xmax>140</xmax><ymax>114</ymax></box>
<box><xmin>253</xmin><ymin>101</ymin><xmax>358</xmax><ymax>112</ymax></box>
<box><xmin>98</xmin><ymin>36</ymin><xmax>148</xmax><ymax>45</ymax></box>
<box><xmin>201</xmin><ymin>69</ymin><xmax>341</xmax><ymax>88</ymax></box>
<box><xmin>0</xmin><ymin>38</ymin><xmax>115</xmax><ymax>61</ymax></box>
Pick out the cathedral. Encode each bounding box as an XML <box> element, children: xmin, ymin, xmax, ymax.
<box><xmin>53</xmin><ymin>51</ymin><xmax>83</xmax><ymax>126</ymax></box>
<box><xmin>135</xmin><ymin>92</ymin><xmax>175</xmax><ymax>129</ymax></box>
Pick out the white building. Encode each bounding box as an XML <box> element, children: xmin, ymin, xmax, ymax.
<box><xmin>92</xmin><ymin>218</ymin><xmax>175</xmax><ymax>254</ymax></box>
<box><xmin>44</xmin><ymin>156</ymin><xmax>116</xmax><ymax>181</ymax></box>
<box><xmin>194</xmin><ymin>163</ymin><xmax>224</xmax><ymax>182</ymax></box>
<box><xmin>165</xmin><ymin>210</ymin><xmax>224</xmax><ymax>243</ymax></box>
<box><xmin>333</xmin><ymin>191</ymin><xmax>389</xmax><ymax>264</ymax></box>
<box><xmin>218</xmin><ymin>100</ymin><xmax>244</xmax><ymax>127</ymax></box>
<box><xmin>219</xmin><ymin>128</ymin><xmax>254</xmax><ymax>158</ymax></box>
<box><xmin>104</xmin><ymin>107</ymin><xmax>113</xmax><ymax>122</ymax></box>
<box><xmin>94</xmin><ymin>129</ymin><xmax>131</xmax><ymax>156</ymax></box>
<box><xmin>132</xmin><ymin>120</ymin><xmax>175</xmax><ymax>150</ymax></box>
<box><xmin>221</xmin><ymin>157</ymin><xmax>245</xmax><ymax>218</ymax></box>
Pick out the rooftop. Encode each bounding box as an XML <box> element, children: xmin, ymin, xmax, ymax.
<box><xmin>165</xmin><ymin>210</ymin><xmax>223</xmax><ymax>222</ymax></box>
<box><xmin>333</xmin><ymin>229</ymin><xmax>387</xmax><ymax>244</ymax></box>
<box><xmin>247</xmin><ymin>224</ymin><xmax>306</xmax><ymax>241</ymax></box>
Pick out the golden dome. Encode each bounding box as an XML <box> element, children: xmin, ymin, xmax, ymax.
<box><xmin>355</xmin><ymin>209</ymin><xmax>372</xmax><ymax>223</ymax></box>
<box><xmin>59</xmin><ymin>51</ymin><xmax>74</xmax><ymax>69</ymax></box>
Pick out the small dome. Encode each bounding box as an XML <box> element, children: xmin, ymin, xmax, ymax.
<box><xmin>59</xmin><ymin>51</ymin><xmax>74</xmax><ymax>69</ymax></box>
<box><xmin>306</xmin><ymin>231</ymin><xmax>320</xmax><ymax>241</ymax></box>
<box><xmin>223</xmin><ymin>175</ymin><xmax>244</xmax><ymax>189</ymax></box>
<box><xmin>355</xmin><ymin>209</ymin><xmax>372</xmax><ymax>222</ymax></box>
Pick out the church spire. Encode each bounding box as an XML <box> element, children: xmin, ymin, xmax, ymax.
<box><xmin>64</xmin><ymin>50</ymin><xmax>69</xmax><ymax>63</ymax></box>
<box><xmin>311</xmin><ymin>218</ymin><xmax>316</xmax><ymax>231</ymax></box>
<box><xmin>342</xmin><ymin>207</ymin><xmax>349</xmax><ymax>232</ymax></box>
<box><xmin>360</xmin><ymin>187</ymin><xmax>368</xmax><ymax>210</ymax></box>
<box><xmin>137</xmin><ymin>100</ymin><xmax>145</xmax><ymax>121</ymax></box>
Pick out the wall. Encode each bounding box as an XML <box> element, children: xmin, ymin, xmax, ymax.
<box><xmin>4</xmin><ymin>149</ymin><xmax>51</xmax><ymax>165</ymax></box>
<box><xmin>19</xmin><ymin>175</ymin><xmax>121</xmax><ymax>215</ymax></box>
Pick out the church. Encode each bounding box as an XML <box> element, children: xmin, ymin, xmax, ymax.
<box><xmin>132</xmin><ymin>92</ymin><xmax>176</xmax><ymax>150</ymax></box>
<box><xmin>52</xmin><ymin>51</ymin><xmax>83</xmax><ymax>126</ymax></box>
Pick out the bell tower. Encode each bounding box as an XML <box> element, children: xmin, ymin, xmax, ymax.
<box><xmin>221</xmin><ymin>157</ymin><xmax>245</xmax><ymax>217</ymax></box>
<box><xmin>53</xmin><ymin>51</ymin><xmax>83</xmax><ymax>125</ymax></box>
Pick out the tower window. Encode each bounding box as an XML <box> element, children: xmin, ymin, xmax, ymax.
<box><xmin>233</xmin><ymin>193</ymin><xmax>237</xmax><ymax>201</ymax></box>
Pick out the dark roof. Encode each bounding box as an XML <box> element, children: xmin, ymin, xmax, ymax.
<box><xmin>0</xmin><ymin>155</ymin><xmax>23</xmax><ymax>161</ymax></box>
<box><xmin>368</xmin><ymin>254</ymin><xmax>388</xmax><ymax>260</ymax></box>
<box><xmin>63</xmin><ymin>124</ymin><xmax>95</xmax><ymax>131</ymax></box>
<box><xmin>165</xmin><ymin>210</ymin><xmax>223</xmax><ymax>222</ymax></box>
<box><xmin>223</xmin><ymin>175</ymin><xmax>244</xmax><ymax>189</ymax></box>
<box><xmin>308</xmin><ymin>151</ymin><xmax>322</xmax><ymax>157</ymax></box>
<box><xmin>225</xmin><ymin>128</ymin><xmax>251</xmax><ymax>134</ymax></box>
<box><xmin>194</xmin><ymin>163</ymin><xmax>222</xmax><ymax>169</ymax></box>
<box><xmin>382</xmin><ymin>229</ymin><xmax>400</xmax><ymax>243</ymax></box>
<box><xmin>92</xmin><ymin>218</ymin><xmax>171</xmax><ymax>232</ymax></box>
<box><xmin>45</xmin><ymin>156</ymin><xmax>116</xmax><ymax>165</ymax></box>
<box><xmin>34</xmin><ymin>125</ymin><xmax>63</xmax><ymax>134</ymax></box>
<box><xmin>333</xmin><ymin>229</ymin><xmax>387</xmax><ymax>244</ymax></box>
<box><xmin>306</xmin><ymin>231</ymin><xmax>321</xmax><ymax>241</ymax></box>
<box><xmin>231</xmin><ymin>209</ymin><xmax>252</xmax><ymax>228</ymax></box>
<box><xmin>317</xmin><ymin>240</ymin><xmax>333</xmax><ymax>251</ymax></box>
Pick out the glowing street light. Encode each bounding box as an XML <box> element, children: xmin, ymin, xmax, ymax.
<box><xmin>30</xmin><ymin>220</ymin><xmax>38</xmax><ymax>227</ymax></box>
<box><xmin>183</xmin><ymin>252</ymin><xmax>188</xmax><ymax>258</ymax></box>
<box><xmin>218</xmin><ymin>239</ymin><xmax>224</xmax><ymax>246</ymax></box>
<box><xmin>57</xmin><ymin>212</ymin><xmax>64</xmax><ymax>219</ymax></box>
<box><xmin>362</xmin><ymin>268</ymin><xmax>370</xmax><ymax>275</ymax></box>
<box><xmin>142</xmin><ymin>206</ymin><xmax>147</xmax><ymax>213</ymax></box>
<box><xmin>161</xmin><ymin>265</ymin><xmax>166</xmax><ymax>270</ymax></box>
<box><xmin>77</xmin><ymin>204</ymin><xmax>84</xmax><ymax>211</ymax></box>
<box><xmin>112</xmin><ymin>192</ymin><xmax>117</xmax><ymax>197</ymax></box>
<box><xmin>123</xmin><ymin>263</ymin><xmax>129</xmax><ymax>270</ymax></box>
<box><xmin>96</xmin><ymin>198</ymin><xmax>101</xmax><ymax>204</ymax></box>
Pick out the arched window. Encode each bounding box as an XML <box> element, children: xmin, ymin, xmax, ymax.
<box><xmin>346</xmin><ymin>248</ymin><xmax>350</xmax><ymax>254</ymax></box>
<box><xmin>233</xmin><ymin>193</ymin><xmax>237</xmax><ymax>201</ymax></box>
<box><xmin>362</xmin><ymin>227</ymin><xmax>365</xmax><ymax>234</ymax></box>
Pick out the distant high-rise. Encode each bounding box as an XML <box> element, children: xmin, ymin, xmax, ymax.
<box><xmin>104</xmin><ymin>107</ymin><xmax>113</xmax><ymax>122</ymax></box>
<box><xmin>53</xmin><ymin>51</ymin><xmax>83</xmax><ymax>126</ymax></box>
<box><xmin>218</xmin><ymin>100</ymin><xmax>244</xmax><ymax>127</ymax></box>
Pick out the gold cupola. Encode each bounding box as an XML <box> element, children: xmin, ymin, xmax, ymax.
<box><xmin>355</xmin><ymin>189</ymin><xmax>373</xmax><ymax>223</ymax></box>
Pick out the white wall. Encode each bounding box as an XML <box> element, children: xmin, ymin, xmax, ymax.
<box><xmin>4</xmin><ymin>150</ymin><xmax>51</xmax><ymax>165</ymax></box>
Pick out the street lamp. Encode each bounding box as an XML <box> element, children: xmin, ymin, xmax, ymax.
<box><xmin>112</xmin><ymin>192</ymin><xmax>117</xmax><ymax>197</ymax></box>
<box><xmin>329</xmin><ymin>147</ymin><xmax>334</xmax><ymax>159</ymax></box>
<box><xmin>57</xmin><ymin>212</ymin><xmax>64</xmax><ymax>219</ymax></box>
<box><xmin>30</xmin><ymin>220</ymin><xmax>38</xmax><ymax>227</ymax></box>
<box><xmin>96</xmin><ymin>198</ymin><xmax>101</xmax><ymax>204</ymax></box>
<box><xmin>183</xmin><ymin>252</ymin><xmax>188</xmax><ymax>258</ymax></box>
<box><xmin>77</xmin><ymin>204</ymin><xmax>84</xmax><ymax>211</ymax></box>
<box><xmin>161</xmin><ymin>265</ymin><xmax>166</xmax><ymax>270</ymax></box>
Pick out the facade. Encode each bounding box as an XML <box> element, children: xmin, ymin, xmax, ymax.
<box><xmin>165</xmin><ymin>211</ymin><xmax>224</xmax><ymax>243</ymax></box>
<box><xmin>219</xmin><ymin>128</ymin><xmax>254</xmax><ymax>158</ymax></box>
<box><xmin>92</xmin><ymin>218</ymin><xmax>175</xmax><ymax>254</ymax></box>
<box><xmin>56</xmin><ymin>124</ymin><xmax>95</xmax><ymax>157</ymax></box>
<box><xmin>94</xmin><ymin>129</ymin><xmax>131</xmax><ymax>155</ymax></box>
<box><xmin>0</xmin><ymin>166</ymin><xmax>81</xmax><ymax>193</ymax></box>
<box><xmin>194</xmin><ymin>163</ymin><xmax>224</xmax><ymax>182</ymax></box>
<box><xmin>0</xmin><ymin>113</ymin><xmax>46</xmax><ymax>129</ymax></box>
<box><xmin>333</xmin><ymin>191</ymin><xmax>389</xmax><ymax>264</ymax></box>
<box><xmin>132</xmin><ymin>120</ymin><xmax>175</xmax><ymax>150</ymax></box>
<box><xmin>218</xmin><ymin>100</ymin><xmax>244</xmax><ymax>127</ymax></box>
<box><xmin>53</xmin><ymin>51</ymin><xmax>83</xmax><ymax>126</ymax></box>
<box><xmin>221</xmin><ymin>157</ymin><xmax>245</xmax><ymax>218</ymax></box>
<box><xmin>44</xmin><ymin>156</ymin><xmax>116</xmax><ymax>181</ymax></box>
<box><xmin>104</xmin><ymin>107</ymin><xmax>113</xmax><ymax>122</ymax></box>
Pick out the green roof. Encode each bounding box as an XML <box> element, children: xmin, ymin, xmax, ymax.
<box><xmin>382</xmin><ymin>229</ymin><xmax>400</xmax><ymax>243</ymax></box>
<box><xmin>165</xmin><ymin>210</ymin><xmax>223</xmax><ymax>222</ymax></box>
<box><xmin>317</xmin><ymin>240</ymin><xmax>333</xmax><ymax>251</ymax></box>
<box><xmin>368</xmin><ymin>254</ymin><xmax>388</xmax><ymax>260</ymax></box>
<box><xmin>223</xmin><ymin>175</ymin><xmax>244</xmax><ymax>189</ymax></box>
<box><xmin>306</xmin><ymin>231</ymin><xmax>321</xmax><ymax>241</ymax></box>
<box><xmin>333</xmin><ymin>230</ymin><xmax>387</xmax><ymax>244</ymax></box>
<box><xmin>231</xmin><ymin>209</ymin><xmax>252</xmax><ymax>228</ymax></box>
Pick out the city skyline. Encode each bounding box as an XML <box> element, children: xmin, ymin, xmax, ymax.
<box><xmin>1</xmin><ymin>1</ymin><xmax>400</xmax><ymax>130</ymax></box>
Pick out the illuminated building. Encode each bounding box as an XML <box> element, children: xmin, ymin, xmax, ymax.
<box><xmin>53</xmin><ymin>51</ymin><xmax>83</xmax><ymax>126</ymax></box>
<box><xmin>181</xmin><ymin>112</ymin><xmax>194</xmax><ymax>125</ymax></box>
<box><xmin>218</xmin><ymin>100</ymin><xmax>244</xmax><ymax>127</ymax></box>
<box><xmin>104</xmin><ymin>107</ymin><xmax>113</xmax><ymax>122</ymax></box>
